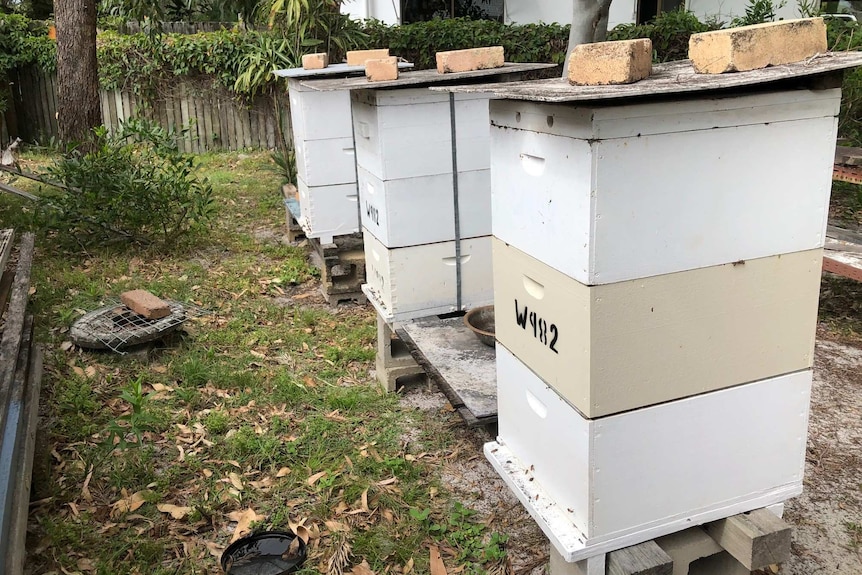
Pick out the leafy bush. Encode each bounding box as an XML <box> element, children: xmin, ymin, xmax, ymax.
<box><xmin>608</xmin><ymin>8</ymin><xmax>720</xmax><ymax>62</ymax></box>
<box><xmin>0</xmin><ymin>13</ymin><xmax>56</xmax><ymax>80</ymax></box>
<box><xmin>39</xmin><ymin>118</ymin><xmax>216</xmax><ymax>248</ymax></box>
<box><xmin>363</xmin><ymin>17</ymin><xmax>569</xmax><ymax>69</ymax></box>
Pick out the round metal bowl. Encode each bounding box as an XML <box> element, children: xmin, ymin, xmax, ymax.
<box><xmin>464</xmin><ymin>305</ymin><xmax>495</xmax><ymax>347</ymax></box>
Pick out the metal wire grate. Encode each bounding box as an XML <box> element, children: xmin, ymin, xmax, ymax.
<box><xmin>70</xmin><ymin>298</ymin><xmax>210</xmax><ymax>353</ymax></box>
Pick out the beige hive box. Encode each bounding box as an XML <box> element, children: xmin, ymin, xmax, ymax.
<box><xmin>493</xmin><ymin>238</ymin><xmax>823</xmax><ymax>418</ymax></box>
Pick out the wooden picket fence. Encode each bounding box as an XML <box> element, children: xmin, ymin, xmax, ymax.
<box><xmin>7</xmin><ymin>67</ymin><xmax>289</xmax><ymax>153</ymax></box>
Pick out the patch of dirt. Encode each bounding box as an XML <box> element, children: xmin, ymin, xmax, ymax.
<box><xmin>783</xmin><ymin>331</ymin><xmax>862</xmax><ymax>575</ymax></box>
<box><xmin>401</xmin><ymin>328</ymin><xmax>862</xmax><ymax>575</ymax></box>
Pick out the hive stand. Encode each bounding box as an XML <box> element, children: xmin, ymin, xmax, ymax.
<box><xmin>308</xmin><ymin>233</ymin><xmax>367</xmax><ymax>305</ymax></box>
<box><xmin>375</xmin><ymin>315</ymin><xmax>423</xmax><ymax>392</ymax></box>
<box><xmin>281</xmin><ymin>184</ymin><xmax>307</xmax><ymax>244</ymax></box>
<box><xmin>548</xmin><ymin>505</ymin><xmax>790</xmax><ymax>575</ymax></box>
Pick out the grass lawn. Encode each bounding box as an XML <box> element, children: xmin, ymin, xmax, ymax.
<box><xmin>0</xmin><ymin>151</ymin><xmax>509</xmax><ymax>575</ymax></box>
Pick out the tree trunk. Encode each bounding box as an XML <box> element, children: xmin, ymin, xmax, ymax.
<box><xmin>563</xmin><ymin>0</ymin><xmax>614</xmax><ymax>77</ymax></box>
<box><xmin>55</xmin><ymin>0</ymin><xmax>101</xmax><ymax>146</ymax></box>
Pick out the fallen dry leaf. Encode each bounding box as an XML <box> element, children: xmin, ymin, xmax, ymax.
<box><xmin>294</xmin><ymin>525</ymin><xmax>310</xmax><ymax>544</ymax></box>
<box><xmin>81</xmin><ymin>465</ymin><xmax>94</xmax><ymax>502</ymax></box>
<box><xmin>206</xmin><ymin>541</ymin><xmax>225</xmax><ymax>558</ymax></box>
<box><xmin>307</xmin><ymin>471</ymin><xmax>327</xmax><ymax>486</ymax></box>
<box><xmin>228</xmin><ymin>472</ymin><xmax>244</xmax><ymax>491</ymax></box>
<box><xmin>276</xmin><ymin>467</ymin><xmax>291</xmax><ymax>478</ymax></box>
<box><xmin>76</xmin><ymin>558</ymin><xmax>95</xmax><ymax>572</ymax></box>
<box><xmin>349</xmin><ymin>560</ymin><xmax>375</xmax><ymax>575</ymax></box>
<box><xmin>403</xmin><ymin>557</ymin><xmax>414</xmax><ymax>575</ymax></box>
<box><xmin>430</xmin><ymin>546</ymin><xmax>447</xmax><ymax>575</ymax></box>
<box><xmin>228</xmin><ymin>508</ymin><xmax>266</xmax><ymax>543</ymax></box>
<box><xmin>110</xmin><ymin>490</ymin><xmax>151</xmax><ymax>518</ymax></box>
<box><xmin>157</xmin><ymin>503</ymin><xmax>193</xmax><ymax>520</ymax></box>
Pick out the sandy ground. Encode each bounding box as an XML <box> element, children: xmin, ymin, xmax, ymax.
<box><xmin>399</xmin><ymin>329</ymin><xmax>862</xmax><ymax>575</ymax></box>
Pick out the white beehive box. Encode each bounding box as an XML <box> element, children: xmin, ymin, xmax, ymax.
<box><xmin>362</xmin><ymin>230</ymin><xmax>493</xmax><ymax>323</ymax></box>
<box><xmin>297</xmin><ymin>177</ymin><xmax>359</xmax><ymax>245</ymax></box>
<box><xmin>490</xmin><ymin>89</ymin><xmax>840</xmax><ymax>285</ymax></box>
<box><xmin>494</xmin><ymin>343</ymin><xmax>809</xmax><ymax>544</ymax></box>
<box><xmin>294</xmin><ymin>136</ymin><xmax>357</xmax><ymax>188</ymax></box>
<box><xmin>493</xmin><ymin>238</ymin><xmax>822</xmax><ymax>417</ymax></box>
<box><xmin>288</xmin><ymin>78</ymin><xmax>354</xmax><ymax>142</ymax></box>
<box><xmin>352</xmin><ymin>88</ymin><xmax>491</xmax><ymax>181</ymax></box>
<box><xmin>358</xmin><ymin>166</ymin><xmax>491</xmax><ymax>248</ymax></box>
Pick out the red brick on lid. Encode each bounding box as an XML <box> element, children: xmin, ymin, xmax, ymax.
<box><xmin>365</xmin><ymin>57</ymin><xmax>399</xmax><ymax>82</ymax></box>
<box><xmin>568</xmin><ymin>39</ymin><xmax>652</xmax><ymax>86</ymax></box>
<box><xmin>121</xmin><ymin>290</ymin><xmax>171</xmax><ymax>320</ymax></box>
<box><xmin>346</xmin><ymin>49</ymin><xmax>390</xmax><ymax>66</ymax></box>
<box><xmin>302</xmin><ymin>53</ymin><xmax>329</xmax><ymax>70</ymax></box>
<box><xmin>688</xmin><ymin>18</ymin><xmax>827</xmax><ymax>74</ymax></box>
<box><xmin>436</xmin><ymin>46</ymin><xmax>504</xmax><ymax>74</ymax></box>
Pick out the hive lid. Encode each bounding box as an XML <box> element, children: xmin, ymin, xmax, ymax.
<box><xmin>429</xmin><ymin>52</ymin><xmax>862</xmax><ymax>103</ymax></box>
<box><xmin>296</xmin><ymin>62</ymin><xmax>557</xmax><ymax>91</ymax></box>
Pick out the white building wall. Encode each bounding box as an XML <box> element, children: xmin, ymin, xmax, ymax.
<box><xmin>341</xmin><ymin>0</ymin><xmax>401</xmax><ymax>24</ymax></box>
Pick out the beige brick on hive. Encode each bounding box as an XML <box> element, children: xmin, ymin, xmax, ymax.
<box><xmin>302</xmin><ymin>52</ymin><xmax>329</xmax><ymax>70</ymax></box>
<box><xmin>435</xmin><ymin>46</ymin><xmax>505</xmax><ymax>74</ymax></box>
<box><xmin>688</xmin><ymin>17</ymin><xmax>827</xmax><ymax>74</ymax></box>
<box><xmin>346</xmin><ymin>48</ymin><xmax>390</xmax><ymax>66</ymax></box>
<box><xmin>365</xmin><ymin>57</ymin><xmax>399</xmax><ymax>82</ymax></box>
<box><xmin>568</xmin><ymin>39</ymin><xmax>652</xmax><ymax>86</ymax></box>
<box><xmin>121</xmin><ymin>289</ymin><xmax>170</xmax><ymax>320</ymax></box>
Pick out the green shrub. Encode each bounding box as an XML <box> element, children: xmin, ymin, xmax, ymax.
<box><xmin>363</xmin><ymin>17</ymin><xmax>570</xmax><ymax>69</ymax></box>
<box><xmin>39</xmin><ymin>117</ymin><xmax>216</xmax><ymax>249</ymax></box>
<box><xmin>608</xmin><ymin>8</ymin><xmax>720</xmax><ymax>62</ymax></box>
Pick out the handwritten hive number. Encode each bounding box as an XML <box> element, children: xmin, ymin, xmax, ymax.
<box><xmin>366</xmin><ymin>202</ymin><xmax>379</xmax><ymax>225</ymax></box>
<box><xmin>515</xmin><ymin>299</ymin><xmax>558</xmax><ymax>354</ymax></box>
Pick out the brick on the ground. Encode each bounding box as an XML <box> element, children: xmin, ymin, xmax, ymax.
<box><xmin>365</xmin><ymin>57</ymin><xmax>399</xmax><ymax>82</ymax></box>
<box><xmin>346</xmin><ymin>48</ymin><xmax>390</xmax><ymax>66</ymax></box>
<box><xmin>436</xmin><ymin>46</ymin><xmax>505</xmax><ymax>74</ymax></box>
<box><xmin>302</xmin><ymin>52</ymin><xmax>329</xmax><ymax>70</ymax></box>
<box><xmin>121</xmin><ymin>290</ymin><xmax>170</xmax><ymax>320</ymax></box>
<box><xmin>688</xmin><ymin>17</ymin><xmax>827</xmax><ymax>74</ymax></box>
<box><xmin>568</xmin><ymin>39</ymin><xmax>652</xmax><ymax>86</ymax></box>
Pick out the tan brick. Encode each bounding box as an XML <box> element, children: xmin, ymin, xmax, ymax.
<box><xmin>365</xmin><ymin>57</ymin><xmax>399</xmax><ymax>82</ymax></box>
<box><xmin>568</xmin><ymin>39</ymin><xmax>652</xmax><ymax>86</ymax></box>
<box><xmin>435</xmin><ymin>46</ymin><xmax>505</xmax><ymax>74</ymax></box>
<box><xmin>689</xmin><ymin>17</ymin><xmax>827</xmax><ymax>74</ymax></box>
<box><xmin>121</xmin><ymin>290</ymin><xmax>170</xmax><ymax>320</ymax></box>
<box><xmin>302</xmin><ymin>52</ymin><xmax>329</xmax><ymax>70</ymax></box>
<box><xmin>346</xmin><ymin>48</ymin><xmax>390</xmax><ymax>66</ymax></box>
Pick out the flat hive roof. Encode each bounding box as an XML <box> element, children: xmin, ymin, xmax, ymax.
<box><xmin>297</xmin><ymin>62</ymin><xmax>558</xmax><ymax>91</ymax></box>
<box><xmin>428</xmin><ymin>53</ymin><xmax>862</xmax><ymax>103</ymax></box>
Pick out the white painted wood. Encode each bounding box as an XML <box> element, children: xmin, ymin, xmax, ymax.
<box><xmin>493</xmin><ymin>239</ymin><xmax>823</xmax><ymax>417</ymax></box>
<box><xmin>362</xmin><ymin>231</ymin><xmax>493</xmax><ymax>323</ymax></box>
<box><xmin>297</xmin><ymin>178</ymin><xmax>359</xmax><ymax>244</ymax></box>
<box><xmin>295</xmin><ymin>136</ymin><xmax>357</xmax><ymax>188</ymax></box>
<box><xmin>352</xmin><ymin>88</ymin><xmax>491</xmax><ymax>181</ymax></box>
<box><xmin>484</xmin><ymin>439</ymin><xmax>802</xmax><ymax>564</ymax></box>
<box><xmin>288</xmin><ymin>79</ymin><xmax>353</xmax><ymax>142</ymax></box>
<box><xmin>358</xmin><ymin>166</ymin><xmax>491</xmax><ymax>248</ymax></box>
<box><xmin>494</xmin><ymin>342</ymin><xmax>810</xmax><ymax>543</ymax></box>
<box><xmin>490</xmin><ymin>89</ymin><xmax>840</xmax><ymax>284</ymax></box>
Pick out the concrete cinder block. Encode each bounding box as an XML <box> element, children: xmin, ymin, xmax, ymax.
<box><xmin>655</xmin><ymin>527</ymin><xmax>723</xmax><ymax>575</ymax></box>
<box><xmin>365</xmin><ymin>56</ymin><xmax>399</xmax><ymax>82</ymax></box>
<box><xmin>435</xmin><ymin>46</ymin><xmax>505</xmax><ymax>74</ymax></box>
<box><xmin>689</xmin><ymin>17</ymin><xmax>827</xmax><ymax>74</ymax></box>
<box><xmin>568</xmin><ymin>39</ymin><xmax>652</xmax><ymax>85</ymax></box>
<box><xmin>301</xmin><ymin>52</ymin><xmax>328</xmax><ymax>70</ymax></box>
<box><xmin>121</xmin><ymin>290</ymin><xmax>170</xmax><ymax>320</ymax></box>
<box><xmin>346</xmin><ymin>48</ymin><xmax>390</xmax><ymax>66</ymax></box>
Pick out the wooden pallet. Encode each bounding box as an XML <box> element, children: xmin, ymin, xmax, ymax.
<box><xmin>282</xmin><ymin>184</ymin><xmax>307</xmax><ymax>243</ymax></box>
<box><xmin>550</xmin><ymin>506</ymin><xmax>790</xmax><ymax>575</ymax></box>
<box><xmin>308</xmin><ymin>233</ymin><xmax>367</xmax><ymax>305</ymax></box>
<box><xmin>824</xmin><ymin>224</ymin><xmax>862</xmax><ymax>282</ymax></box>
<box><xmin>0</xmin><ymin>230</ymin><xmax>43</xmax><ymax>575</ymax></box>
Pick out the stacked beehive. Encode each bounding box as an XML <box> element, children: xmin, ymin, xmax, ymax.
<box><xmin>487</xmin><ymin>85</ymin><xmax>839</xmax><ymax>550</ymax></box>
<box><xmin>355</xmin><ymin>88</ymin><xmax>495</xmax><ymax>323</ymax></box>
<box><xmin>287</xmin><ymin>79</ymin><xmax>358</xmax><ymax>244</ymax></box>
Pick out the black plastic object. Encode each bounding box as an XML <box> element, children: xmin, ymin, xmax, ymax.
<box><xmin>220</xmin><ymin>531</ymin><xmax>307</xmax><ymax>575</ymax></box>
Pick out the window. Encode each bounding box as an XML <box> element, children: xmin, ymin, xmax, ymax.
<box><xmin>402</xmin><ymin>0</ymin><xmax>505</xmax><ymax>23</ymax></box>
